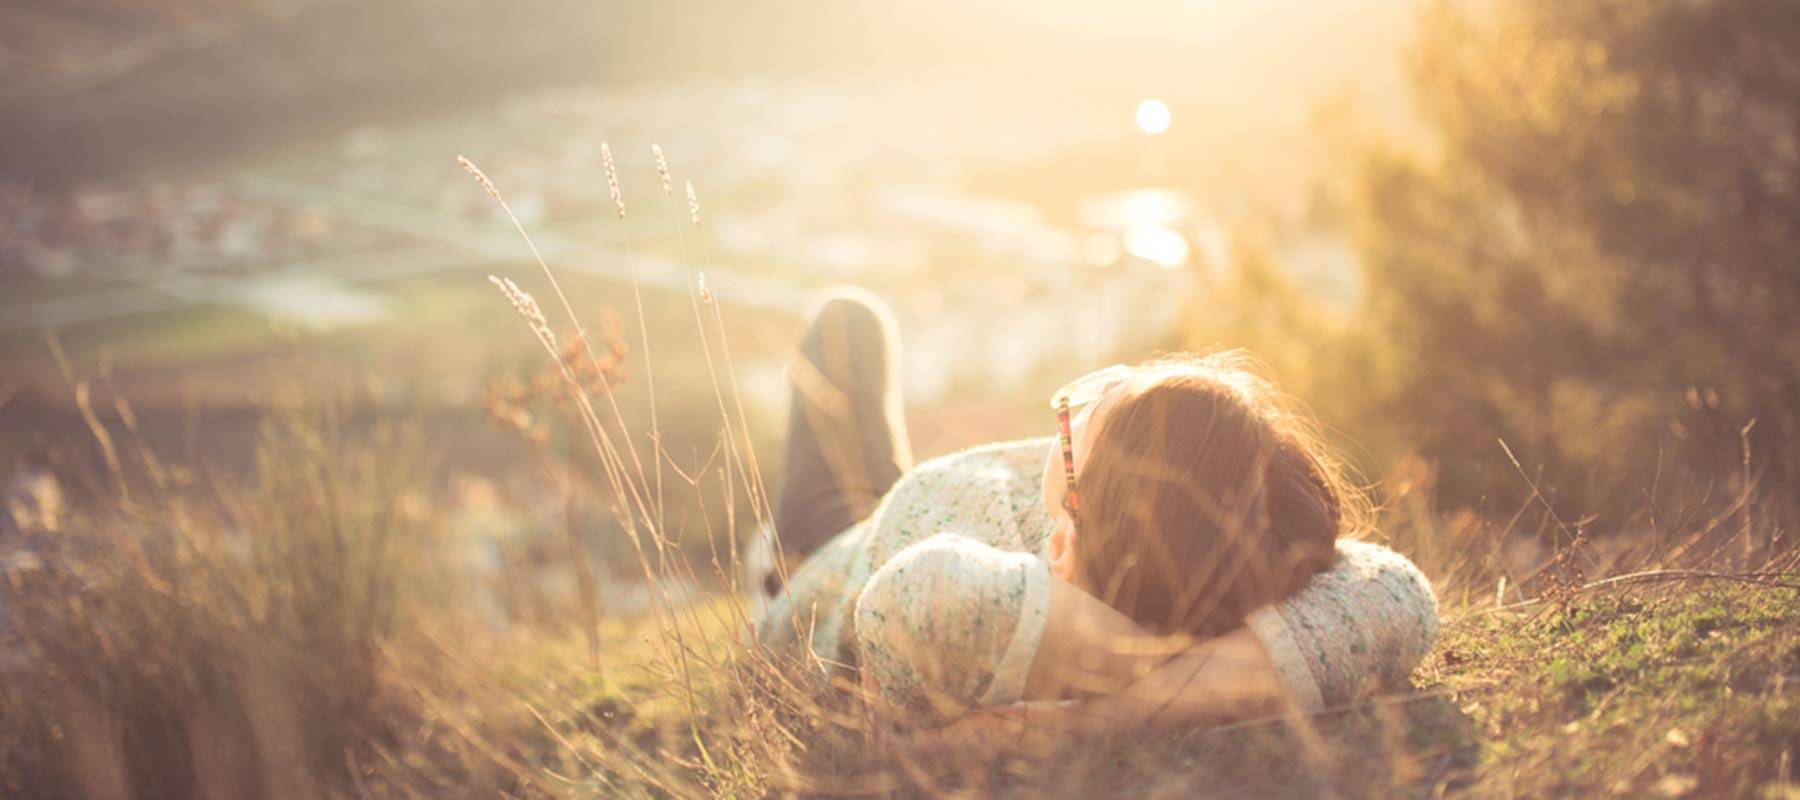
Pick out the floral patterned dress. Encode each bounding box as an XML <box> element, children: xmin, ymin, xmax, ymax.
<box><xmin>754</xmin><ymin>437</ymin><xmax>1439</xmax><ymax>722</ymax></box>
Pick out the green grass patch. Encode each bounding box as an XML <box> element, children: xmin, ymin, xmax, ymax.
<box><xmin>1425</xmin><ymin>584</ymin><xmax>1799</xmax><ymax>797</ymax></box>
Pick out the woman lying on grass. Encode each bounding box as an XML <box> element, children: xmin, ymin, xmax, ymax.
<box><xmin>753</xmin><ymin>290</ymin><xmax>1437</xmax><ymax>739</ymax></box>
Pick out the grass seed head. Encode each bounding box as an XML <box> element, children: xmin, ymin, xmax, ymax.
<box><xmin>652</xmin><ymin>143</ymin><xmax>672</xmax><ymax>195</ymax></box>
<box><xmin>488</xmin><ymin>274</ymin><xmax>556</xmax><ymax>351</ymax></box>
<box><xmin>602</xmin><ymin>142</ymin><xmax>625</xmax><ymax>219</ymax></box>
<box><xmin>458</xmin><ymin>155</ymin><xmax>500</xmax><ymax>200</ymax></box>
<box><xmin>686</xmin><ymin>180</ymin><xmax>701</xmax><ymax>226</ymax></box>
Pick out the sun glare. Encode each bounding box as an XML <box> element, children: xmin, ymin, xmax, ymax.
<box><xmin>1135</xmin><ymin>98</ymin><xmax>1171</xmax><ymax>135</ymax></box>
<box><xmin>1124</xmin><ymin>225</ymin><xmax>1188</xmax><ymax>268</ymax></box>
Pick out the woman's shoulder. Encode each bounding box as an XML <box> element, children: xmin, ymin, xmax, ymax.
<box><xmin>1328</xmin><ymin>538</ymin><xmax>1435</xmax><ymax>585</ymax></box>
<box><xmin>1310</xmin><ymin>537</ymin><xmax>1441</xmax><ymax>647</ymax></box>
<box><xmin>861</xmin><ymin>436</ymin><xmax>1053</xmax><ymax>566</ymax></box>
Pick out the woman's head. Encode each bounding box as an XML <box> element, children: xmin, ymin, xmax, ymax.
<box><xmin>1040</xmin><ymin>351</ymin><xmax>1359</xmax><ymax>637</ymax></box>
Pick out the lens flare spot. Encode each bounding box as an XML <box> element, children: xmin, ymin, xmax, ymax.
<box><xmin>1124</xmin><ymin>226</ymin><xmax>1189</xmax><ymax>269</ymax></box>
<box><xmin>1135</xmin><ymin>98</ymin><xmax>1171</xmax><ymax>135</ymax></box>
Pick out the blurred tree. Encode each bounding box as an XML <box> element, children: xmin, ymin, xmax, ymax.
<box><xmin>1346</xmin><ymin>0</ymin><xmax>1798</xmax><ymax>536</ymax></box>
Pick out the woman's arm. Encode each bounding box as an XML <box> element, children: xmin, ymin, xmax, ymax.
<box><xmin>1246</xmin><ymin>539</ymin><xmax>1439</xmax><ymax>710</ymax></box>
<box><xmin>853</xmin><ymin>533</ymin><xmax>1055</xmax><ymax>722</ymax></box>
<box><xmin>1018</xmin><ymin>539</ymin><xmax>1439</xmax><ymax>718</ymax></box>
<box><xmin>1020</xmin><ymin>572</ymin><xmax>1287</xmax><ymax>722</ymax></box>
<box><xmin>1021</xmin><ymin>574</ymin><xmax>1191</xmax><ymax>700</ymax></box>
<box><xmin>915</xmin><ymin>541</ymin><xmax>1437</xmax><ymax>751</ymax></box>
<box><xmin>858</xmin><ymin>534</ymin><xmax>1435</xmax><ymax>729</ymax></box>
<box><xmin>905</xmin><ymin>628</ymin><xmax>1283</xmax><ymax>755</ymax></box>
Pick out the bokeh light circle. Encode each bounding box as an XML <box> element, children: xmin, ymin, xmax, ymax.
<box><xmin>1136</xmin><ymin>98</ymin><xmax>1171</xmax><ymax>135</ymax></box>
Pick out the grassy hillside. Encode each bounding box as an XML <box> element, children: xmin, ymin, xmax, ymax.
<box><xmin>2</xmin><ymin>379</ymin><xmax>1796</xmax><ymax>797</ymax></box>
<box><xmin>506</xmin><ymin>581</ymin><xmax>1799</xmax><ymax>797</ymax></box>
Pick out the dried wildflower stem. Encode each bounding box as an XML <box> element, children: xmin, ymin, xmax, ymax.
<box><xmin>465</xmin><ymin>159</ymin><xmax>718</xmax><ymax>748</ymax></box>
<box><xmin>102</xmin><ymin>371</ymin><xmax>206</xmax><ymax>556</ymax></box>
<box><xmin>699</xmin><ymin>279</ymin><xmax>790</xmax><ymax>600</ymax></box>
<box><xmin>487</xmin><ymin>275</ymin><xmax>622</xmax><ymax>662</ymax></box>
<box><xmin>685</xmin><ymin>181</ymin><xmax>777</xmax><ymax>536</ymax></box>
<box><xmin>489</xmin><ymin>273</ymin><xmax>672</xmax><ymax>639</ymax></box>
<box><xmin>665</xmin><ymin>172</ymin><xmax>762</xmax><ymax>584</ymax></box>
<box><xmin>45</xmin><ymin>333</ymin><xmax>128</xmax><ymax>503</ymax></box>
<box><xmin>673</xmin><ymin>215</ymin><xmax>761</xmax><ymax>583</ymax></box>
<box><xmin>674</xmin><ymin>179</ymin><xmax>771</xmax><ymax>529</ymax></box>
<box><xmin>106</xmin><ymin>379</ymin><xmax>169</xmax><ymax>494</ymax></box>
<box><xmin>606</xmin><ymin>142</ymin><xmax>667</xmax><ymax>531</ymax></box>
<box><xmin>646</xmin><ymin>155</ymin><xmax>787</xmax><ymax>650</ymax></box>
<box><xmin>488</xmin><ymin>377</ymin><xmax>607</xmax><ymax>665</ymax></box>
<box><xmin>460</xmin><ymin>157</ymin><xmax>657</xmax><ymax>532</ymax></box>
<box><xmin>389</xmin><ymin>639</ymin><xmax>559</xmax><ymax>792</ymax></box>
<box><xmin>657</xmin><ymin>167</ymin><xmax>750</xmax><ymax>588</ymax></box>
<box><xmin>657</xmin><ymin>167</ymin><xmax>806</xmax><ymax>650</ymax></box>
<box><xmin>567</xmin><ymin>439</ymin><xmax>601</xmax><ymax>668</ymax></box>
<box><xmin>601</xmin><ymin>144</ymin><xmax>712</xmax><ymax>744</ymax></box>
<box><xmin>465</xmin><ymin>158</ymin><xmax>674</xmax><ymax>641</ymax></box>
<box><xmin>690</xmin><ymin>193</ymin><xmax>779</xmax><ymax>575</ymax></box>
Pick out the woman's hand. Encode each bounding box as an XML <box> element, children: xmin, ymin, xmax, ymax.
<box><xmin>1024</xmin><ymin>571</ymin><xmax>1288</xmax><ymax>715</ymax></box>
<box><xmin>1100</xmin><ymin>625</ymin><xmax>1286</xmax><ymax>727</ymax></box>
<box><xmin>905</xmin><ymin>626</ymin><xmax>1287</xmax><ymax>757</ymax></box>
<box><xmin>1022</xmin><ymin>572</ymin><xmax>1193</xmax><ymax>701</ymax></box>
<box><xmin>887</xmin><ymin>567</ymin><xmax>1298</xmax><ymax>758</ymax></box>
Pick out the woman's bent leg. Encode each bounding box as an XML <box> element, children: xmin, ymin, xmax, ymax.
<box><xmin>768</xmin><ymin>288</ymin><xmax>912</xmax><ymax>592</ymax></box>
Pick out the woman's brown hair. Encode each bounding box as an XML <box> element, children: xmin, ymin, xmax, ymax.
<box><xmin>1071</xmin><ymin>350</ymin><xmax>1363</xmax><ymax>638</ymax></box>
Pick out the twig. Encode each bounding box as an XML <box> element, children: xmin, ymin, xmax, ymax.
<box><xmin>1466</xmin><ymin>568</ymin><xmax>1800</xmax><ymax>618</ymax></box>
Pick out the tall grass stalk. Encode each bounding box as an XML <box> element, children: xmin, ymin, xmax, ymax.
<box><xmin>464</xmin><ymin>153</ymin><xmax>758</xmax><ymax>775</ymax></box>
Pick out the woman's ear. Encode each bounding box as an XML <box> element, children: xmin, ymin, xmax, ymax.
<box><xmin>1047</xmin><ymin>524</ymin><xmax>1075</xmax><ymax>581</ymax></box>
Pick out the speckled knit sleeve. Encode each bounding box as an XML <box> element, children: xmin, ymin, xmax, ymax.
<box><xmin>1244</xmin><ymin>539</ymin><xmax>1439</xmax><ymax>712</ymax></box>
<box><xmin>852</xmin><ymin>532</ymin><xmax>1051</xmax><ymax>723</ymax></box>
